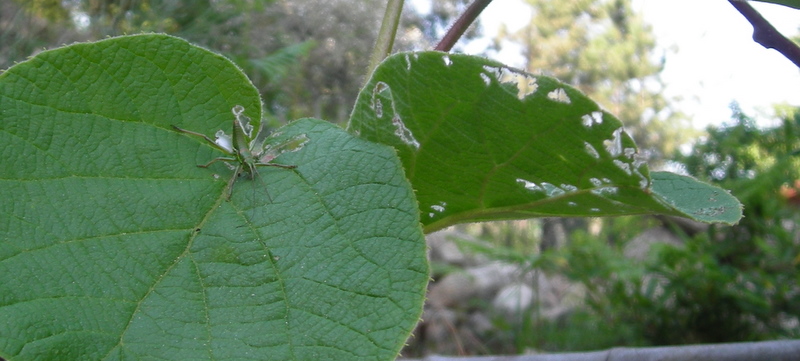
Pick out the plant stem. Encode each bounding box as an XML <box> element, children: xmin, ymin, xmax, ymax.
<box><xmin>434</xmin><ymin>0</ymin><xmax>494</xmax><ymax>52</ymax></box>
<box><xmin>729</xmin><ymin>0</ymin><xmax>800</xmax><ymax>68</ymax></box>
<box><xmin>368</xmin><ymin>0</ymin><xmax>406</xmax><ymax>76</ymax></box>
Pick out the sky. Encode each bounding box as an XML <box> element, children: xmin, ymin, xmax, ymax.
<box><xmin>412</xmin><ymin>0</ymin><xmax>800</xmax><ymax>130</ymax></box>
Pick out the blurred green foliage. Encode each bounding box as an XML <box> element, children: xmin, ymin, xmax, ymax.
<box><xmin>1</xmin><ymin>0</ymin><xmax>452</xmax><ymax>123</ymax></box>
<box><xmin>540</xmin><ymin>104</ymin><xmax>800</xmax><ymax>348</ymax></box>
<box><xmin>3</xmin><ymin>0</ymin><xmax>308</xmax><ymax>123</ymax></box>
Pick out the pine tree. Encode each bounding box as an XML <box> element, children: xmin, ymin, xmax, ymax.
<box><xmin>510</xmin><ymin>0</ymin><xmax>692</xmax><ymax>161</ymax></box>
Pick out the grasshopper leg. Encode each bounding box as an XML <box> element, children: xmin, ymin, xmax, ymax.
<box><xmin>224</xmin><ymin>163</ymin><xmax>243</xmax><ymax>200</ymax></box>
<box><xmin>254</xmin><ymin>162</ymin><xmax>297</xmax><ymax>170</ymax></box>
<box><xmin>198</xmin><ymin>157</ymin><xmax>238</xmax><ymax>168</ymax></box>
<box><xmin>172</xmin><ymin>125</ymin><xmax>232</xmax><ymax>155</ymax></box>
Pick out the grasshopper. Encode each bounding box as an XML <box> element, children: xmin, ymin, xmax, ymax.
<box><xmin>172</xmin><ymin>105</ymin><xmax>299</xmax><ymax>200</ymax></box>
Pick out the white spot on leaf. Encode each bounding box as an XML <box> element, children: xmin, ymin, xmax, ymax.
<box><xmin>373</xmin><ymin>99</ymin><xmax>383</xmax><ymax>118</ymax></box>
<box><xmin>481</xmin><ymin>65</ymin><xmax>538</xmax><ymax>99</ymax></box>
<box><xmin>561</xmin><ymin>184</ymin><xmax>578</xmax><ymax>192</ymax></box>
<box><xmin>232</xmin><ymin>105</ymin><xmax>254</xmax><ymax>138</ymax></box>
<box><xmin>480</xmin><ymin>73</ymin><xmax>491</xmax><ymax>86</ymax></box>
<box><xmin>429</xmin><ymin>201</ymin><xmax>447</xmax><ymax>218</ymax></box>
<box><xmin>511</xmin><ymin>74</ymin><xmax>538</xmax><ymax>100</ymax></box>
<box><xmin>634</xmin><ymin>168</ymin><xmax>649</xmax><ymax>188</ymax></box>
<box><xmin>516</xmin><ymin>179</ymin><xmax>573</xmax><ymax>197</ymax></box>
<box><xmin>584</xmin><ymin>142</ymin><xmax>600</xmax><ymax>159</ymax></box>
<box><xmin>604</xmin><ymin>128</ymin><xmax>623</xmax><ymax>157</ymax></box>
<box><xmin>393</xmin><ymin>115</ymin><xmax>420</xmax><ymax>149</ymax></box>
<box><xmin>581</xmin><ymin>111</ymin><xmax>604</xmax><ymax>127</ymax></box>
<box><xmin>694</xmin><ymin>206</ymin><xmax>726</xmax><ymax>217</ymax></box>
<box><xmin>232</xmin><ymin>104</ymin><xmax>245</xmax><ymax>116</ymax></box>
<box><xmin>613</xmin><ymin>159</ymin><xmax>632</xmax><ymax>175</ymax></box>
<box><xmin>547</xmin><ymin>88</ymin><xmax>571</xmax><ymax>104</ymax></box>
<box><xmin>541</xmin><ymin>182</ymin><xmax>565</xmax><ymax>197</ymax></box>
<box><xmin>517</xmin><ymin>178</ymin><xmax>542</xmax><ymax>192</ymax></box>
<box><xmin>214</xmin><ymin>129</ymin><xmax>233</xmax><ymax>153</ymax></box>
<box><xmin>591</xmin><ymin>187</ymin><xmax>619</xmax><ymax>196</ymax></box>
<box><xmin>374</xmin><ymin>81</ymin><xmax>389</xmax><ymax>94</ymax></box>
<box><xmin>483</xmin><ymin>65</ymin><xmax>502</xmax><ymax>78</ymax></box>
<box><xmin>371</xmin><ymin>82</ymin><xmax>391</xmax><ymax>119</ymax></box>
<box><xmin>624</xmin><ymin>148</ymin><xmax>637</xmax><ymax>159</ymax></box>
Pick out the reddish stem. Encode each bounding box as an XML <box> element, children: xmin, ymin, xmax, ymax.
<box><xmin>434</xmin><ymin>0</ymin><xmax>494</xmax><ymax>52</ymax></box>
<box><xmin>729</xmin><ymin>0</ymin><xmax>800</xmax><ymax>68</ymax></box>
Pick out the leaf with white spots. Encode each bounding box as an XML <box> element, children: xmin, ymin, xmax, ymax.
<box><xmin>349</xmin><ymin>51</ymin><xmax>742</xmax><ymax>232</ymax></box>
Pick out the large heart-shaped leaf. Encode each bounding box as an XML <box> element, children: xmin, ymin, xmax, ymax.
<box><xmin>0</xmin><ymin>34</ymin><xmax>427</xmax><ymax>361</ymax></box>
<box><xmin>348</xmin><ymin>52</ymin><xmax>742</xmax><ymax>232</ymax></box>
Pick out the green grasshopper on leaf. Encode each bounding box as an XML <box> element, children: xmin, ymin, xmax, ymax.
<box><xmin>172</xmin><ymin>105</ymin><xmax>302</xmax><ymax>200</ymax></box>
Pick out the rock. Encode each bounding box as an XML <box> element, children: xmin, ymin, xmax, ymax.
<box><xmin>623</xmin><ymin>226</ymin><xmax>683</xmax><ymax>260</ymax></box>
<box><xmin>492</xmin><ymin>283</ymin><xmax>534</xmax><ymax>316</ymax></box>
<box><xmin>427</xmin><ymin>228</ymin><xmax>487</xmax><ymax>267</ymax></box>
<box><xmin>428</xmin><ymin>263</ymin><xmax>520</xmax><ymax>309</ymax></box>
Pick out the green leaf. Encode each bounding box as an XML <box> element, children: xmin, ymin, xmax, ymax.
<box><xmin>649</xmin><ymin>172</ymin><xmax>743</xmax><ymax>225</ymax></box>
<box><xmin>0</xmin><ymin>34</ymin><xmax>427</xmax><ymax>361</ymax></box>
<box><xmin>348</xmin><ymin>52</ymin><xmax>742</xmax><ymax>232</ymax></box>
<box><xmin>750</xmin><ymin>0</ymin><xmax>800</xmax><ymax>10</ymax></box>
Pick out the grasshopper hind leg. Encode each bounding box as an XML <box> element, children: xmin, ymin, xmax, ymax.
<box><xmin>223</xmin><ymin>164</ymin><xmax>244</xmax><ymax>200</ymax></box>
